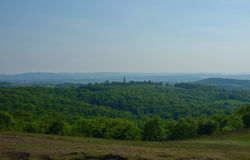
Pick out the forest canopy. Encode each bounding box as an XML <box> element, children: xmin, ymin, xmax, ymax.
<box><xmin>0</xmin><ymin>82</ymin><xmax>250</xmax><ymax>141</ymax></box>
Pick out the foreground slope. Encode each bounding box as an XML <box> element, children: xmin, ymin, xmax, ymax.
<box><xmin>0</xmin><ymin>129</ymin><xmax>249</xmax><ymax>160</ymax></box>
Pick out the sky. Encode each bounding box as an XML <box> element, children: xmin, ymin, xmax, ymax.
<box><xmin>1</xmin><ymin>0</ymin><xmax>250</xmax><ymax>74</ymax></box>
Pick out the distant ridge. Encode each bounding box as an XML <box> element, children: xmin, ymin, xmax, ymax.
<box><xmin>1</xmin><ymin>72</ymin><xmax>250</xmax><ymax>85</ymax></box>
<box><xmin>0</xmin><ymin>72</ymin><xmax>219</xmax><ymax>85</ymax></box>
<box><xmin>196</xmin><ymin>78</ymin><xmax>250</xmax><ymax>90</ymax></box>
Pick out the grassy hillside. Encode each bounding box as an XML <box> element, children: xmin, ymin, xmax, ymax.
<box><xmin>196</xmin><ymin>78</ymin><xmax>250</xmax><ymax>90</ymax></box>
<box><xmin>0</xmin><ymin>129</ymin><xmax>249</xmax><ymax>160</ymax></box>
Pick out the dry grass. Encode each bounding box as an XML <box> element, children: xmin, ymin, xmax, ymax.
<box><xmin>0</xmin><ymin>129</ymin><xmax>249</xmax><ymax>160</ymax></box>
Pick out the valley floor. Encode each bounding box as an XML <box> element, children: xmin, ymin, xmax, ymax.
<box><xmin>0</xmin><ymin>129</ymin><xmax>250</xmax><ymax>160</ymax></box>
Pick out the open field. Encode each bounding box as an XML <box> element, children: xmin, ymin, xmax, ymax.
<box><xmin>0</xmin><ymin>129</ymin><xmax>250</xmax><ymax>160</ymax></box>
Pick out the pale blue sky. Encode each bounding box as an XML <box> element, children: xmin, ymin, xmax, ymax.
<box><xmin>1</xmin><ymin>0</ymin><xmax>250</xmax><ymax>74</ymax></box>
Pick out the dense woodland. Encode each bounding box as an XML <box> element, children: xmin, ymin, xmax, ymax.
<box><xmin>0</xmin><ymin>82</ymin><xmax>250</xmax><ymax>141</ymax></box>
<box><xmin>196</xmin><ymin>78</ymin><xmax>250</xmax><ymax>90</ymax></box>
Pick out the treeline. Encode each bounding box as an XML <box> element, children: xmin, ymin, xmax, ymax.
<box><xmin>1</xmin><ymin>84</ymin><xmax>250</xmax><ymax>123</ymax></box>
<box><xmin>97</xmin><ymin>80</ymin><xmax>164</xmax><ymax>86</ymax></box>
<box><xmin>1</xmin><ymin>105</ymin><xmax>250</xmax><ymax>141</ymax></box>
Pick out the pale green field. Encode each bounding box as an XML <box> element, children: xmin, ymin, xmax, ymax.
<box><xmin>0</xmin><ymin>129</ymin><xmax>250</xmax><ymax>160</ymax></box>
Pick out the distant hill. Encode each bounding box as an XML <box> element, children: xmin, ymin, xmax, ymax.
<box><xmin>196</xmin><ymin>78</ymin><xmax>250</xmax><ymax>90</ymax></box>
<box><xmin>0</xmin><ymin>72</ymin><xmax>217</xmax><ymax>85</ymax></box>
<box><xmin>0</xmin><ymin>81</ymin><xmax>11</xmax><ymax>87</ymax></box>
<box><xmin>1</xmin><ymin>72</ymin><xmax>250</xmax><ymax>85</ymax></box>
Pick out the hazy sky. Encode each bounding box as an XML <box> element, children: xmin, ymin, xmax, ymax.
<box><xmin>1</xmin><ymin>0</ymin><xmax>250</xmax><ymax>74</ymax></box>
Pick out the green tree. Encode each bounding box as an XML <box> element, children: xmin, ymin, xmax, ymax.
<box><xmin>242</xmin><ymin>113</ymin><xmax>250</xmax><ymax>127</ymax></box>
<box><xmin>165</xmin><ymin>119</ymin><xmax>177</xmax><ymax>140</ymax></box>
<box><xmin>210</xmin><ymin>114</ymin><xmax>228</xmax><ymax>134</ymax></box>
<box><xmin>171</xmin><ymin>117</ymin><xmax>198</xmax><ymax>140</ymax></box>
<box><xmin>76</xmin><ymin>118</ymin><xmax>142</xmax><ymax>140</ymax></box>
<box><xmin>0</xmin><ymin>111</ymin><xmax>15</xmax><ymax>130</ymax></box>
<box><xmin>23</xmin><ymin>121</ymin><xmax>45</xmax><ymax>133</ymax></box>
<box><xmin>76</xmin><ymin>119</ymin><xmax>94</xmax><ymax>137</ymax></box>
<box><xmin>104</xmin><ymin>118</ymin><xmax>142</xmax><ymax>140</ymax></box>
<box><xmin>197</xmin><ymin>115</ymin><xmax>217</xmax><ymax>135</ymax></box>
<box><xmin>47</xmin><ymin>119</ymin><xmax>71</xmax><ymax>135</ymax></box>
<box><xmin>221</xmin><ymin>115</ymin><xmax>245</xmax><ymax>132</ymax></box>
<box><xmin>236</xmin><ymin>104</ymin><xmax>250</xmax><ymax>128</ymax></box>
<box><xmin>143</xmin><ymin>117</ymin><xmax>166</xmax><ymax>141</ymax></box>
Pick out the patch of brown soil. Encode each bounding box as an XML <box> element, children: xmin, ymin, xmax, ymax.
<box><xmin>84</xmin><ymin>154</ymin><xmax>128</xmax><ymax>160</ymax></box>
<box><xmin>2</xmin><ymin>151</ymin><xmax>30</xmax><ymax>160</ymax></box>
<box><xmin>175</xmin><ymin>157</ymin><xmax>220</xmax><ymax>160</ymax></box>
<box><xmin>0</xmin><ymin>136</ymin><xmax>72</xmax><ymax>147</ymax></box>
